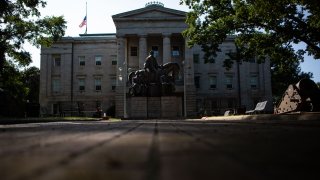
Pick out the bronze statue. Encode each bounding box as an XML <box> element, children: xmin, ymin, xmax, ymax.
<box><xmin>144</xmin><ymin>50</ymin><xmax>161</xmax><ymax>83</ymax></box>
<box><xmin>128</xmin><ymin>51</ymin><xmax>180</xmax><ymax>96</ymax></box>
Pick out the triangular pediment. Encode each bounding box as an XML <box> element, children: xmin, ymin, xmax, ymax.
<box><xmin>112</xmin><ymin>5</ymin><xmax>186</xmax><ymax>20</ymax></box>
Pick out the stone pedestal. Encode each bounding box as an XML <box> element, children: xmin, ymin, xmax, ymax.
<box><xmin>147</xmin><ymin>97</ymin><xmax>161</xmax><ymax>118</ymax></box>
<box><xmin>128</xmin><ymin>96</ymin><xmax>182</xmax><ymax>119</ymax></box>
<box><xmin>129</xmin><ymin>97</ymin><xmax>147</xmax><ymax>118</ymax></box>
<box><xmin>161</xmin><ymin>96</ymin><xmax>178</xmax><ymax>118</ymax></box>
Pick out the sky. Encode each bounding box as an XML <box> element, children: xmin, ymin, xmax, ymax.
<box><xmin>24</xmin><ymin>0</ymin><xmax>320</xmax><ymax>82</ymax></box>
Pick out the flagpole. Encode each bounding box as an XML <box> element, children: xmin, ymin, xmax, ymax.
<box><xmin>85</xmin><ymin>1</ymin><xmax>87</xmax><ymax>34</ymax></box>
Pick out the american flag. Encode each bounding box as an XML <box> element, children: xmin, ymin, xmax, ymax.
<box><xmin>79</xmin><ymin>16</ymin><xmax>87</xmax><ymax>28</ymax></box>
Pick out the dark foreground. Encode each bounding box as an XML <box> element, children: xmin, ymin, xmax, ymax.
<box><xmin>1</xmin><ymin>118</ymin><xmax>320</xmax><ymax>180</ymax></box>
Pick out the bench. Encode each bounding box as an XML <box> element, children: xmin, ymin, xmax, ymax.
<box><xmin>245</xmin><ymin>101</ymin><xmax>268</xmax><ymax>114</ymax></box>
<box><xmin>224</xmin><ymin>110</ymin><xmax>230</xmax><ymax>116</ymax></box>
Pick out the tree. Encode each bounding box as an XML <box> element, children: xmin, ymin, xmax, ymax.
<box><xmin>0</xmin><ymin>0</ymin><xmax>66</xmax><ymax>75</ymax></box>
<box><xmin>22</xmin><ymin>66</ymin><xmax>40</xmax><ymax>103</ymax></box>
<box><xmin>0</xmin><ymin>61</ymin><xmax>40</xmax><ymax>117</ymax></box>
<box><xmin>0</xmin><ymin>61</ymin><xmax>27</xmax><ymax>116</ymax></box>
<box><xmin>180</xmin><ymin>0</ymin><xmax>320</xmax><ymax>67</ymax></box>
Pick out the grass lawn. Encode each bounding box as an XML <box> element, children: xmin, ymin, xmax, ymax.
<box><xmin>0</xmin><ymin>116</ymin><xmax>121</xmax><ymax>124</ymax></box>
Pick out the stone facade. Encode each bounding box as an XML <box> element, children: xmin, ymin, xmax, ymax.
<box><xmin>39</xmin><ymin>35</ymin><xmax>117</xmax><ymax>116</ymax></box>
<box><xmin>192</xmin><ymin>37</ymin><xmax>273</xmax><ymax>116</ymax></box>
<box><xmin>39</xmin><ymin>3</ymin><xmax>273</xmax><ymax>117</ymax></box>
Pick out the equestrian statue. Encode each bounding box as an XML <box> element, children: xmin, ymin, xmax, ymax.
<box><xmin>128</xmin><ymin>50</ymin><xmax>180</xmax><ymax>96</ymax></box>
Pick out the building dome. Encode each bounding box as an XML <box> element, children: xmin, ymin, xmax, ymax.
<box><xmin>145</xmin><ymin>1</ymin><xmax>164</xmax><ymax>7</ymax></box>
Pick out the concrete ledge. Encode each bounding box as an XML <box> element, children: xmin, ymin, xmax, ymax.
<box><xmin>199</xmin><ymin>112</ymin><xmax>320</xmax><ymax>121</ymax></box>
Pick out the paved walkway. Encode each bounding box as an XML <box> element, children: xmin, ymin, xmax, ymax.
<box><xmin>1</xmin><ymin>118</ymin><xmax>320</xmax><ymax>180</ymax></box>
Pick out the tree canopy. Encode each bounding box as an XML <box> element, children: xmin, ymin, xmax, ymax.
<box><xmin>0</xmin><ymin>0</ymin><xmax>66</xmax><ymax>74</ymax></box>
<box><xmin>180</xmin><ymin>0</ymin><xmax>320</xmax><ymax>66</ymax></box>
<box><xmin>0</xmin><ymin>61</ymin><xmax>40</xmax><ymax>117</ymax></box>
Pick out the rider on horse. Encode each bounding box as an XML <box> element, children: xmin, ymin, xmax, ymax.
<box><xmin>128</xmin><ymin>50</ymin><xmax>180</xmax><ymax>96</ymax></box>
<box><xmin>144</xmin><ymin>50</ymin><xmax>162</xmax><ymax>83</ymax></box>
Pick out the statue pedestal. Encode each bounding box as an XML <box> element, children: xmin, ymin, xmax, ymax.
<box><xmin>128</xmin><ymin>96</ymin><xmax>182</xmax><ymax>119</ymax></box>
<box><xmin>129</xmin><ymin>97</ymin><xmax>147</xmax><ymax>118</ymax></box>
<box><xmin>147</xmin><ymin>97</ymin><xmax>161</xmax><ymax>118</ymax></box>
<box><xmin>161</xmin><ymin>96</ymin><xmax>179</xmax><ymax>118</ymax></box>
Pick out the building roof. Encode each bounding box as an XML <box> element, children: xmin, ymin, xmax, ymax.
<box><xmin>79</xmin><ymin>33</ymin><xmax>116</xmax><ymax>37</ymax></box>
<box><xmin>112</xmin><ymin>2</ymin><xmax>186</xmax><ymax>22</ymax></box>
<box><xmin>58</xmin><ymin>33</ymin><xmax>117</xmax><ymax>43</ymax></box>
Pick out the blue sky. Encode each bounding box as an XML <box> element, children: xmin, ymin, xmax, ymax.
<box><xmin>25</xmin><ymin>0</ymin><xmax>320</xmax><ymax>82</ymax></box>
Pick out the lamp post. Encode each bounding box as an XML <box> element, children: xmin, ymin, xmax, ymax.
<box><xmin>183</xmin><ymin>60</ymin><xmax>191</xmax><ymax>117</ymax></box>
<box><xmin>236</xmin><ymin>59</ymin><xmax>242</xmax><ymax>108</ymax></box>
<box><xmin>227</xmin><ymin>46</ymin><xmax>242</xmax><ymax>112</ymax></box>
<box><xmin>183</xmin><ymin>60</ymin><xmax>187</xmax><ymax>117</ymax></box>
<box><xmin>123</xmin><ymin>62</ymin><xmax>128</xmax><ymax>119</ymax></box>
<box><xmin>118</xmin><ymin>62</ymin><xmax>128</xmax><ymax>119</ymax></box>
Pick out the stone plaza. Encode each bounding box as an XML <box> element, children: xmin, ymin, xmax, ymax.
<box><xmin>1</xmin><ymin>115</ymin><xmax>320</xmax><ymax>180</ymax></box>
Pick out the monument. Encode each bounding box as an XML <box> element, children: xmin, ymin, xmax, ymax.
<box><xmin>127</xmin><ymin>51</ymin><xmax>182</xmax><ymax>118</ymax></box>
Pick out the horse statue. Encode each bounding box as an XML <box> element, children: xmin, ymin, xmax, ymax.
<box><xmin>128</xmin><ymin>62</ymin><xmax>180</xmax><ymax>96</ymax></box>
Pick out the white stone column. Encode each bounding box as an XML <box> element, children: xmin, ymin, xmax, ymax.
<box><xmin>184</xmin><ymin>39</ymin><xmax>194</xmax><ymax>85</ymax></box>
<box><xmin>116</xmin><ymin>36</ymin><xmax>126</xmax><ymax>118</ymax></box>
<box><xmin>117</xmin><ymin>36</ymin><xmax>126</xmax><ymax>86</ymax></box>
<box><xmin>162</xmin><ymin>33</ymin><xmax>171</xmax><ymax>64</ymax></box>
<box><xmin>184</xmin><ymin>38</ymin><xmax>196</xmax><ymax>117</ymax></box>
<box><xmin>139</xmin><ymin>34</ymin><xmax>147</xmax><ymax>69</ymax></box>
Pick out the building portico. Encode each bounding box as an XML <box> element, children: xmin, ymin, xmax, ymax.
<box><xmin>112</xmin><ymin>3</ymin><xmax>196</xmax><ymax>117</ymax></box>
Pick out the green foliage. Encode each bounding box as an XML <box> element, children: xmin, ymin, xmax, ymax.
<box><xmin>180</xmin><ymin>0</ymin><xmax>318</xmax><ymax>103</ymax></box>
<box><xmin>180</xmin><ymin>0</ymin><xmax>320</xmax><ymax>67</ymax></box>
<box><xmin>2</xmin><ymin>61</ymin><xmax>28</xmax><ymax>101</ymax></box>
<box><xmin>0</xmin><ymin>0</ymin><xmax>65</xmax><ymax>116</ymax></box>
<box><xmin>0</xmin><ymin>0</ymin><xmax>66</xmax><ymax>73</ymax></box>
<box><xmin>22</xmin><ymin>66</ymin><xmax>40</xmax><ymax>103</ymax></box>
<box><xmin>0</xmin><ymin>61</ymin><xmax>40</xmax><ymax>117</ymax></box>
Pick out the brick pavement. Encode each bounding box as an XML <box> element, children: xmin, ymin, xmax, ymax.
<box><xmin>1</xmin><ymin>118</ymin><xmax>320</xmax><ymax>180</ymax></box>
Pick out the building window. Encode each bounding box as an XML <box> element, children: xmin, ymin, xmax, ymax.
<box><xmin>172</xmin><ymin>46</ymin><xmax>180</xmax><ymax>57</ymax></box>
<box><xmin>79</xmin><ymin>56</ymin><xmax>85</xmax><ymax>66</ymax></box>
<box><xmin>205</xmin><ymin>58</ymin><xmax>215</xmax><ymax>64</ymax></box>
<box><xmin>212</xmin><ymin>100</ymin><xmax>218</xmax><ymax>109</ymax></box>
<box><xmin>95</xmin><ymin>78</ymin><xmax>101</xmax><ymax>91</ymax></box>
<box><xmin>111</xmin><ymin>55</ymin><xmax>117</xmax><ymax>65</ymax></box>
<box><xmin>193</xmin><ymin>54</ymin><xmax>200</xmax><ymax>64</ymax></box>
<box><xmin>152</xmin><ymin>46</ymin><xmax>159</xmax><ymax>57</ymax></box>
<box><xmin>52</xmin><ymin>79</ymin><xmax>60</xmax><ymax>93</ymax></box>
<box><xmin>250</xmin><ymin>75</ymin><xmax>258</xmax><ymax>89</ymax></box>
<box><xmin>111</xmin><ymin>77</ymin><xmax>116</xmax><ymax>91</ymax></box>
<box><xmin>96</xmin><ymin>101</ymin><xmax>101</xmax><ymax>109</ymax></box>
<box><xmin>195</xmin><ymin>76</ymin><xmax>200</xmax><ymax>89</ymax></box>
<box><xmin>52</xmin><ymin>54</ymin><xmax>61</xmax><ymax>67</ymax></box>
<box><xmin>227</xmin><ymin>98</ymin><xmax>235</xmax><ymax>108</ymax></box>
<box><xmin>78</xmin><ymin>79</ymin><xmax>85</xmax><ymax>91</ymax></box>
<box><xmin>53</xmin><ymin>104</ymin><xmax>59</xmax><ymax>114</ymax></box>
<box><xmin>209</xmin><ymin>76</ymin><xmax>217</xmax><ymax>89</ymax></box>
<box><xmin>95</xmin><ymin>55</ymin><xmax>102</xmax><ymax>66</ymax></box>
<box><xmin>248</xmin><ymin>57</ymin><xmax>256</xmax><ymax>63</ymax></box>
<box><xmin>225</xmin><ymin>75</ymin><xmax>233</xmax><ymax>89</ymax></box>
<box><xmin>130</xmin><ymin>47</ymin><xmax>138</xmax><ymax>56</ymax></box>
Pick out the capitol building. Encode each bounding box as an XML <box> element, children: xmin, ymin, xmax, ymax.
<box><xmin>39</xmin><ymin>2</ymin><xmax>273</xmax><ymax>118</ymax></box>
